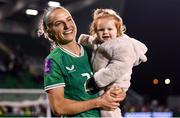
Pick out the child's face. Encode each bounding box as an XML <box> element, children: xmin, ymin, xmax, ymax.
<box><xmin>96</xmin><ymin>18</ymin><xmax>118</xmax><ymax>43</ymax></box>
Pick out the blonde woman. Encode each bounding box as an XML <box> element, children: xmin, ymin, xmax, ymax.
<box><xmin>38</xmin><ymin>6</ymin><xmax>126</xmax><ymax>117</ymax></box>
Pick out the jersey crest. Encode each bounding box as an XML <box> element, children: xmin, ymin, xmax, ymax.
<box><xmin>65</xmin><ymin>65</ymin><xmax>76</xmax><ymax>73</ymax></box>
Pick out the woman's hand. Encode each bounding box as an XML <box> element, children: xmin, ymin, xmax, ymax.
<box><xmin>110</xmin><ymin>86</ymin><xmax>126</xmax><ymax>101</ymax></box>
<box><xmin>98</xmin><ymin>87</ymin><xmax>126</xmax><ymax>111</ymax></box>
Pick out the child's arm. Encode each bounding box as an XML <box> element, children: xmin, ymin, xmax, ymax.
<box><xmin>123</xmin><ymin>34</ymin><xmax>148</xmax><ymax>66</ymax></box>
<box><xmin>130</xmin><ymin>37</ymin><xmax>148</xmax><ymax>66</ymax></box>
<box><xmin>78</xmin><ymin>34</ymin><xmax>94</xmax><ymax>47</ymax></box>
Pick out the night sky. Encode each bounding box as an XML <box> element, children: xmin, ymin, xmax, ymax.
<box><xmin>123</xmin><ymin>0</ymin><xmax>180</xmax><ymax>100</ymax></box>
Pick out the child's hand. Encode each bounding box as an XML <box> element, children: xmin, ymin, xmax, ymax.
<box><xmin>78</xmin><ymin>34</ymin><xmax>94</xmax><ymax>46</ymax></box>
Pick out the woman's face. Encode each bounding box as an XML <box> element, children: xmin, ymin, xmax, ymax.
<box><xmin>48</xmin><ymin>8</ymin><xmax>77</xmax><ymax>45</ymax></box>
<box><xmin>96</xmin><ymin>17</ymin><xmax>118</xmax><ymax>43</ymax></box>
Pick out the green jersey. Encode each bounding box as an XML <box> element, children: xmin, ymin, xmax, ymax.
<box><xmin>44</xmin><ymin>45</ymin><xmax>100</xmax><ymax>117</ymax></box>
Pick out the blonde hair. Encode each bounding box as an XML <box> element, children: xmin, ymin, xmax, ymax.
<box><xmin>90</xmin><ymin>8</ymin><xmax>126</xmax><ymax>37</ymax></box>
<box><xmin>38</xmin><ymin>6</ymin><xmax>68</xmax><ymax>50</ymax></box>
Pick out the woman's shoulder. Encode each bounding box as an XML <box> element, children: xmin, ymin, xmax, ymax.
<box><xmin>46</xmin><ymin>47</ymin><xmax>63</xmax><ymax>60</ymax></box>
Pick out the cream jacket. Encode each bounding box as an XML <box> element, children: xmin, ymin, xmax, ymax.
<box><xmin>79</xmin><ymin>34</ymin><xmax>148</xmax><ymax>92</ymax></box>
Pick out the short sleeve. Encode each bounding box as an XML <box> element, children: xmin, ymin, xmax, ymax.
<box><xmin>44</xmin><ymin>58</ymin><xmax>65</xmax><ymax>91</ymax></box>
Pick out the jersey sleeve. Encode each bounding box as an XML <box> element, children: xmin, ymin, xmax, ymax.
<box><xmin>44</xmin><ymin>58</ymin><xmax>65</xmax><ymax>91</ymax></box>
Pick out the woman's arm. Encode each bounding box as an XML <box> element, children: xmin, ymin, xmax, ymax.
<box><xmin>47</xmin><ymin>86</ymin><xmax>125</xmax><ymax>116</ymax></box>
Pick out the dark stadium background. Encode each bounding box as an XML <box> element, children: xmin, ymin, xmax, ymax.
<box><xmin>0</xmin><ymin>0</ymin><xmax>180</xmax><ymax>117</ymax></box>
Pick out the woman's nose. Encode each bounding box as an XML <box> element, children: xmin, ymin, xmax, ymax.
<box><xmin>64</xmin><ymin>22</ymin><xmax>70</xmax><ymax>29</ymax></box>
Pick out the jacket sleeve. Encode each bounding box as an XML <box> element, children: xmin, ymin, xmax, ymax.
<box><xmin>78</xmin><ymin>34</ymin><xmax>94</xmax><ymax>48</ymax></box>
<box><xmin>130</xmin><ymin>37</ymin><xmax>148</xmax><ymax>66</ymax></box>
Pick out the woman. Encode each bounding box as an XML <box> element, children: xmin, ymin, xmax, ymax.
<box><xmin>38</xmin><ymin>6</ymin><xmax>126</xmax><ymax>117</ymax></box>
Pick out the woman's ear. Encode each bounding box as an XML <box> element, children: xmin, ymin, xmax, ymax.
<box><xmin>47</xmin><ymin>29</ymin><xmax>54</xmax><ymax>39</ymax></box>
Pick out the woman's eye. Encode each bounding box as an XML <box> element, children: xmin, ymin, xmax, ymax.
<box><xmin>55</xmin><ymin>22</ymin><xmax>62</xmax><ymax>26</ymax></box>
<box><xmin>68</xmin><ymin>18</ymin><xmax>72</xmax><ymax>22</ymax></box>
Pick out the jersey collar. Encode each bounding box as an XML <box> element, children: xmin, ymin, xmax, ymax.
<box><xmin>58</xmin><ymin>45</ymin><xmax>84</xmax><ymax>57</ymax></box>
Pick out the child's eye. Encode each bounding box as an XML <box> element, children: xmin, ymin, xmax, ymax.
<box><xmin>97</xmin><ymin>29</ymin><xmax>104</xmax><ymax>31</ymax></box>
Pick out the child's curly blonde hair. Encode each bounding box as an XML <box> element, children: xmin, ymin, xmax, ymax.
<box><xmin>89</xmin><ymin>8</ymin><xmax>126</xmax><ymax>37</ymax></box>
